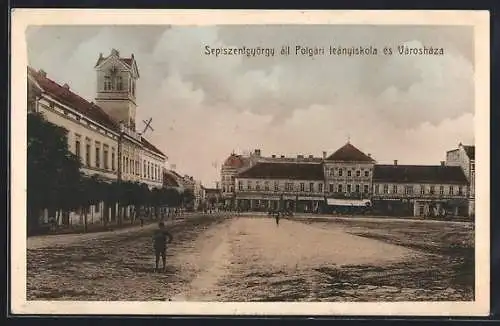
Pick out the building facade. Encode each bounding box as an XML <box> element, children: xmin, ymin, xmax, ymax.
<box><xmin>223</xmin><ymin>142</ymin><xmax>472</xmax><ymax>218</ymax></box>
<box><xmin>27</xmin><ymin>49</ymin><xmax>167</xmax><ymax>224</ymax></box>
<box><xmin>372</xmin><ymin>162</ymin><xmax>469</xmax><ymax>217</ymax></box>
<box><xmin>446</xmin><ymin>143</ymin><xmax>475</xmax><ymax>216</ymax></box>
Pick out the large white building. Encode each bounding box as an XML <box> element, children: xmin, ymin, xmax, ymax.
<box><xmin>27</xmin><ymin>49</ymin><xmax>167</xmax><ymax>223</ymax></box>
<box><xmin>223</xmin><ymin>142</ymin><xmax>472</xmax><ymax>218</ymax></box>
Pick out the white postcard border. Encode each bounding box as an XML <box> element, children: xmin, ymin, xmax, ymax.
<box><xmin>10</xmin><ymin>9</ymin><xmax>490</xmax><ymax>316</ymax></box>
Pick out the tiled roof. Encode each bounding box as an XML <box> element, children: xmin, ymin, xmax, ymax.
<box><xmin>141</xmin><ymin>137</ymin><xmax>165</xmax><ymax>157</ymax></box>
<box><xmin>94</xmin><ymin>56</ymin><xmax>134</xmax><ymax>68</ymax></box>
<box><xmin>326</xmin><ymin>142</ymin><xmax>374</xmax><ymax>162</ymax></box>
<box><xmin>237</xmin><ymin>162</ymin><xmax>325</xmax><ymax>180</ymax></box>
<box><xmin>28</xmin><ymin>67</ymin><xmax>118</xmax><ymax>131</ymax></box>
<box><xmin>373</xmin><ymin>164</ymin><xmax>468</xmax><ymax>184</ymax></box>
<box><xmin>223</xmin><ymin>154</ymin><xmax>247</xmax><ymax>169</ymax></box>
<box><xmin>463</xmin><ymin>145</ymin><xmax>475</xmax><ymax>160</ymax></box>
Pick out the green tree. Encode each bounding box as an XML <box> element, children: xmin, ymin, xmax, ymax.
<box><xmin>27</xmin><ymin>112</ymin><xmax>81</xmax><ymax>235</ymax></box>
<box><xmin>181</xmin><ymin>188</ymin><xmax>195</xmax><ymax>209</ymax></box>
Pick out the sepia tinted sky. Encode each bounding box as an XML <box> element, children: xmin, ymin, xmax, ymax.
<box><xmin>26</xmin><ymin>25</ymin><xmax>475</xmax><ymax>186</ymax></box>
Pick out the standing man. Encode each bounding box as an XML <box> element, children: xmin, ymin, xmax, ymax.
<box><xmin>275</xmin><ymin>211</ymin><xmax>280</xmax><ymax>226</ymax></box>
<box><xmin>152</xmin><ymin>221</ymin><xmax>173</xmax><ymax>273</ymax></box>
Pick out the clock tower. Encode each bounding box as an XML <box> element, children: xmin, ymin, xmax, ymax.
<box><xmin>94</xmin><ymin>48</ymin><xmax>140</xmax><ymax>130</ymax></box>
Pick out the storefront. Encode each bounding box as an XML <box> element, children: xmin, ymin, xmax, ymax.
<box><xmin>325</xmin><ymin>198</ymin><xmax>372</xmax><ymax>215</ymax></box>
<box><xmin>372</xmin><ymin>198</ymin><xmax>413</xmax><ymax>216</ymax></box>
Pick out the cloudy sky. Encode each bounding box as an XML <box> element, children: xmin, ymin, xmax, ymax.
<box><xmin>26</xmin><ymin>25</ymin><xmax>475</xmax><ymax>187</ymax></box>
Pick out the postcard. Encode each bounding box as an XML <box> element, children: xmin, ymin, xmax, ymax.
<box><xmin>10</xmin><ymin>9</ymin><xmax>490</xmax><ymax>316</ymax></box>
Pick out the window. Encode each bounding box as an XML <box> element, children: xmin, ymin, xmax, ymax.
<box><xmin>383</xmin><ymin>184</ymin><xmax>389</xmax><ymax>194</ymax></box>
<box><xmin>458</xmin><ymin>186</ymin><xmax>463</xmax><ymax>196</ymax></box>
<box><xmin>264</xmin><ymin>182</ymin><xmax>269</xmax><ymax>191</ymax></box>
<box><xmin>449</xmin><ymin>186</ymin><xmax>454</xmax><ymax>195</ymax></box>
<box><xmin>256</xmin><ymin>182</ymin><xmax>261</xmax><ymax>191</ymax></box>
<box><xmin>319</xmin><ymin>183</ymin><xmax>323</xmax><ymax>193</ymax></box>
<box><xmin>338</xmin><ymin>184</ymin><xmax>343</xmax><ymax>192</ymax></box>
<box><xmin>136</xmin><ymin>161</ymin><xmax>139</xmax><ymax>175</ymax></box>
<box><xmin>238</xmin><ymin>181</ymin><xmax>243</xmax><ymax>190</ymax></box>
<box><xmin>116</xmin><ymin>76</ymin><xmax>123</xmax><ymax>90</ymax></box>
<box><xmin>143</xmin><ymin>162</ymin><xmax>146</xmax><ymax>177</ymax></box>
<box><xmin>247</xmin><ymin>181</ymin><xmax>252</xmax><ymax>190</ymax></box>
<box><xmin>75</xmin><ymin>137</ymin><xmax>81</xmax><ymax>161</ymax></box>
<box><xmin>356</xmin><ymin>170</ymin><xmax>361</xmax><ymax>177</ymax></box>
<box><xmin>309</xmin><ymin>182</ymin><xmax>314</xmax><ymax>192</ymax></box>
<box><xmin>111</xmin><ymin>151</ymin><xmax>115</xmax><ymax>171</ymax></box>
<box><xmin>392</xmin><ymin>185</ymin><xmax>397</xmax><ymax>194</ymax></box>
<box><xmin>338</xmin><ymin>169</ymin><xmax>343</xmax><ymax>177</ymax></box>
<box><xmin>300</xmin><ymin>183</ymin><xmax>305</xmax><ymax>192</ymax></box>
<box><xmin>329</xmin><ymin>184</ymin><xmax>334</xmax><ymax>192</ymax></box>
<box><xmin>420</xmin><ymin>185</ymin><xmax>425</xmax><ymax>195</ymax></box>
<box><xmin>347</xmin><ymin>170</ymin><xmax>352</xmax><ymax>177</ymax></box>
<box><xmin>364</xmin><ymin>170</ymin><xmax>369</xmax><ymax>177</ymax></box>
<box><xmin>363</xmin><ymin>185</ymin><xmax>369</xmax><ymax>193</ymax></box>
<box><xmin>405</xmin><ymin>186</ymin><xmax>413</xmax><ymax>195</ymax></box>
<box><xmin>286</xmin><ymin>183</ymin><xmax>293</xmax><ymax>191</ymax></box>
<box><xmin>85</xmin><ymin>141</ymin><xmax>91</xmax><ymax>166</ymax></box>
<box><xmin>347</xmin><ymin>184</ymin><xmax>352</xmax><ymax>193</ymax></box>
<box><xmin>274</xmin><ymin>182</ymin><xmax>279</xmax><ymax>191</ymax></box>
<box><xmin>355</xmin><ymin>184</ymin><xmax>360</xmax><ymax>193</ymax></box>
<box><xmin>95</xmin><ymin>143</ymin><xmax>101</xmax><ymax>168</ymax></box>
<box><xmin>439</xmin><ymin>186</ymin><xmax>444</xmax><ymax>195</ymax></box>
<box><xmin>104</xmin><ymin>75</ymin><xmax>112</xmax><ymax>91</ymax></box>
<box><xmin>103</xmin><ymin>146</ymin><xmax>109</xmax><ymax>169</ymax></box>
<box><xmin>375</xmin><ymin>184</ymin><xmax>379</xmax><ymax>194</ymax></box>
<box><xmin>430</xmin><ymin>185</ymin><xmax>435</xmax><ymax>195</ymax></box>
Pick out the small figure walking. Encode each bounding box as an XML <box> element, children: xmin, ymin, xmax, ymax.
<box><xmin>153</xmin><ymin>221</ymin><xmax>173</xmax><ymax>273</ymax></box>
<box><xmin>275</xmin><ymin>212</ymin><xmax>280</xmax><ymax>226</ymax></box>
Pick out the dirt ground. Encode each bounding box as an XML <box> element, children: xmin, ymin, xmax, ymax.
<box><xmin>26</xmin><ymin>214</ymin><xmax>474</xmax><ymax>302</ymax></box>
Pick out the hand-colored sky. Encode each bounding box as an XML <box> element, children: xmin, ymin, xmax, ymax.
<box><xmin>27</xmin><ymin>25</ymin><xmax>475</xmax><ymax>187</ymax></box>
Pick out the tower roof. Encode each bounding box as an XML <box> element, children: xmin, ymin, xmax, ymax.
<box><xmin>326</xmin><ymin>142</ymin><xmax>374</xmax><ymax>162</ymax></box>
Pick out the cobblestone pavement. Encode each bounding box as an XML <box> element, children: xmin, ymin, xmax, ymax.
<box><xmin>27</xmin><ymin>215</ymin><xmax>474</xmax><ymax>301</ymax></box>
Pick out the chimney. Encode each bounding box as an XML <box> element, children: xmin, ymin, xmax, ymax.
<box><xmin>394</xmin><ymin>160</ymin><xmax>398</xmax><ymax>166</ymax></box>
<box><xmin>271</xmin><ymin>154</ymin><xmax>276</xmax><ymax>158</ymax></box>
<box><xmin>322</xmin><ymin>151</ymin><xmax>327</xmax><ymax>159</ymax></box>
<box><xmin>368</xmin><ymin>153</ymin><xmax>371</xmax><ymax>158</ymax></box>
<box><xmin>281</xmin><ymin>155</ymin><xmax>285</xmax><ymax>158</ymax></box>
<box><xmin>38</xmin><ymin>69</ymin><xmax>47</xmax><ymax>77</ymax></box>
<box><xmin>309</xmin><ymin>155</ymin><xmax>314</xmax><ymax>159</ymax></box>
<box><xmin>441</xmin><ymin>161</ymin><xmax>445</xmax><ymax>166</ymax></box>
<box><xmin>254</xmin><ymin>149</ymin><xmax>261</xmax><ymax>157</ymax></box>
<box><xmin>63</xmin><ymin>83</ymin><xmax>70</xmax><ymax>90</ymax></box>
<box><xmin>297</xmin><ymin>154</ymin><xmax>304</xmax><ymax>159</ymax></box>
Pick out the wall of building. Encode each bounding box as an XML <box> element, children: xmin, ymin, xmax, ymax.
<box><xmin>323</xmin><ymin>162</ymin><xmax>374</xmax><ymax>197</ymax></box>
<box><xmin>37</xmin><ymin>97</ymin><xmax>119</xmax><ymax>181</ymax></box>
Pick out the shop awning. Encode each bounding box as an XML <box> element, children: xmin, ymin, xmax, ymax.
<box><xmin>326</xmin><ymin>198</ymin><xmax>371</xmax><ymax>207</ymax></box>
<box><xmin>298</xmin><ymin>196</ymin><xmax>325</xmax><ymax>201</ymax></box>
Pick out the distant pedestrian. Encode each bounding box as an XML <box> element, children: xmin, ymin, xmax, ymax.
<box><xmin>275</xmin><ymin>212</ymin><xmax>280</xmax><ymax>226</ymax></box>
<box><xmin>153</xmin><ymin>221</ymin><xmax>173</xmax><ymax>272</ymax></box>
<box><xmin>140</xmin><ymin>217</ymin><xmax>144</xmax><ymax>227</ymax></box>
